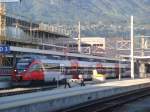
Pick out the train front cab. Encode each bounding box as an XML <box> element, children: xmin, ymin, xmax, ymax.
<box><xmin>12</xmin><ymin>59</ymin><xmax>45</xmax><ymax>86</ymax></box>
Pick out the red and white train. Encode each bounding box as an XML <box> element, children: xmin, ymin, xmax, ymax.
<box><xmin>12</xmin><ymin>55</ymin><xmax>130</xmax><ymax>85</ymax></box>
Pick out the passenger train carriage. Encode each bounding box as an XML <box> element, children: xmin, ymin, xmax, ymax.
<box><xmin>12</xmin><ymin>55</ymin><xmax>130</xmax><ymax>85</ymax></box>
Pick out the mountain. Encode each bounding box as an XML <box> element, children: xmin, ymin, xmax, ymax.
<box><xmin>6</xmin><ymin>0</ymin><xmax>150</xmax><ymax>24</ymax></box>
<box><xmin>5</xmin><ymin>0</ymin><xmax>150</xmax><ymax>37</ymax></box>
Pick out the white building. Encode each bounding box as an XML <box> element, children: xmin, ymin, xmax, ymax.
<box><xmin>57</xmin><ymin>37</ymin><xmax>106</xmax><ymax>55</ymax></box>
<box><xmin>77</xmin><ymin>37</ymin><xmax>105</xmax><ymax>50</ymax></box>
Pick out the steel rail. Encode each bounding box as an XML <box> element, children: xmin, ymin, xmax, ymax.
<box><xmin>0</xmin><ymin>85</ymin><xmax>57</xmax><ymax>97</ymax></box>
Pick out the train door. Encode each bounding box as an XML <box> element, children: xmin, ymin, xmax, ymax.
<box><xmin>71</xmin><ymin>60</ymin><xmax>79</xmax><ymax>79</ymax></box>
<box><xmin>96</xmin><ymin>63</ymin><xmax>103</xmax><ymax>74</ymax></box>
<box><xmin>43</xmin><ymin>63</ymin><xmax>61</xmax><ymax>82</ymax></box>
<box><xmin>60</xmin><ymin>64</ymin><xmax>65</xmax><ymax>80</ymax></box>
<box><xmin>115</xmin><ymin>64</ymin><xmax>119</xmax><ymax>78</ymax></box>
<box><xmin>26</xmin><ymin>63</ymin><xmax>44</xmax><ymax>81</ymax></box>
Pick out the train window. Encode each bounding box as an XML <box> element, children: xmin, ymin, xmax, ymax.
<box><xmin>79</xmin><ymin>58</ymin><xmax>89</xmax><ymax>61</ymax></box>
<box><xmin>89</xmin><ymin>58</ymin><xmax>94</xmax><ymax>62</ymax></box>
<box><xmin>18</xmin><ymin>58</ymin><xmax>32</xmax><ymax>63</ymax></box>
<box><xmin>105</xmin><ymin>60</ymin><xmax>116</xmax><ymax>63</ymax></box>
<box><xmin>52</xmin><ymin>56</ymin><xmax>61</xmax><ymax>60</ymax></box>
<box><xmin>68</xmin><ymin>56</ymin><xmax>79</xmax><ymax>60</ymax></box>
<box><xmin>93</xmin><ymin>59</ymin><xmax>105</xmax><ymax>63</ymax></box>
<box><xmin>88</xmin><ymin>70</ymin><xmax>93</xmax><ymax>75</ymax></box>
<box><xmin>65</xmin><ymin>68</ymin><xmax>71</xmax><ymax>75</ymax></box>
<box><xmin>29</xmin><ymin>64</ymin><xmax>42</xmax><ymax>72</ymax></box>
<box><xmin>60</xmin><ymin>66</ymin><xmax>65</xmax><ymax>73</ymax></box>
<box><xmin>43</xmin><ymin>63</ymin><xmax>60</xmax><ymax>72</ymax></box>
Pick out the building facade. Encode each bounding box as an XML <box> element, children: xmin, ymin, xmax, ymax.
<box><xmin>57</xmin><ymin>37</ymin><xmax>106</xmax><ymax>56</ymax></box>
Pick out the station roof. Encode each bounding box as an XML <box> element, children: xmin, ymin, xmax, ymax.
<box><xmin>134</xmin><ymin>56</ymin><xmax>150</xmax><ymax>59</ymax></box>
<box><xmin>29</xmin><ymin>28</ymin><xmax>70</xmax><ymax>38</ymax></box>
<box><xmin>10</xmin><ymin>46</ymin><xmax>118</xmax><ymax>61</ymax></box>
<box><xmin>6</xmin><ymin>15</ymin><xmax>70</xmax><ymax>38</ymax></box>
<box><xmin>6</xmin><ymin>15</ymin><xmax>38</xmax><ymax>28</ymax></box>
<box><xmin>118</xmin><ymin>55</ymin><xmax>150</xmax><ymax>60</ymax></box>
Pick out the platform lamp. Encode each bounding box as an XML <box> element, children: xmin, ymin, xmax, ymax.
<box><xmin>130</xmin><ymin>16</ymin><xmax>134</xmax><ymax>79</ymax></box>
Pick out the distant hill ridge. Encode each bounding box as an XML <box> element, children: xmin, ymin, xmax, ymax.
<box><xmin>6</xmin><ymin>0</ymin><xmax>150</xmax><ymax>24</ymax></box>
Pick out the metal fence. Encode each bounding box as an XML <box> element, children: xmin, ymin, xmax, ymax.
<box><xmin>0</xmin><ymin>66</ymin><xmax>12</xmax><ymax>81</ymax></box>
<box><xmin>0</xmin><ymin>66</ymin><xmax>12</xmax><ymax>75</ymax></box>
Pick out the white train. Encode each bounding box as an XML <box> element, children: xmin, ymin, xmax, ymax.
<box><xmin>12</xmin><ymin>55</ymin><xmax>130</xmax><ymax>84</ymax></box>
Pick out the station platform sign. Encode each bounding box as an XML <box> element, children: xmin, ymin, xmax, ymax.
<box><xmin>0</xmin><ymin>45</ymin><xmax>10</xmax><ymax>54</ymax></box>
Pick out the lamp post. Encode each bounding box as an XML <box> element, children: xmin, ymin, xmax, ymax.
<box><xmin>78</xmin><ymin>21</ymin><xmax>81</xmax><ymax>53</ymax></box>
<box><xmin>118</xmin><ymin>56</ymin><xmax>122</xmax><ymax>81</ymax></box>
<box><xmin>119</xmin><ymin>58</ymin><xmax>121</xmax><ymax>80</ymax></box>
<box><xmin>131</xmin><ymin>16</ymin><xmax>134</xmax><ymax>79</ymax></box>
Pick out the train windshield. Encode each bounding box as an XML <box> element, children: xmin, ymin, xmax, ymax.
<box><xmin>16</xmin><ymin>58</ymin><xmax>32</xmax><ymax>73</ymax></box>
<box><xmin>16</xmin><ymin>63</ymin><xmax>30</xmax><ymax>73</ymax></box>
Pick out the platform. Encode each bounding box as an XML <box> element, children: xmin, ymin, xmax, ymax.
<box><xmin>0</xmin><ymin>81</ymin><xmax>11</xmax><ymax>89</ymax></box>
<box><xmin>0</xmin><ymin>78</ymin><xmax>150</xmax><ymax>112</ymax></box>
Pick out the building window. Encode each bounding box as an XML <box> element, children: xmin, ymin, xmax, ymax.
<box><xmin>99</xmin><ymin>44</ymin><xmax>103</xmax><ymax>47</ymax></box>
<box><xmin>93</xmin><ymin>44</ymin><xmax>103</xmax><ymax>47</ymax></box>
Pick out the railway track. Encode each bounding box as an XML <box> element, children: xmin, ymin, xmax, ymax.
<box><xmin>0</xmin><ymin>80</ymin><xmax>94</xmax><ymax>97</ymax></box>
<box><xmin>0</xmin><ymin>85</ymin><xmax>57</xmax><ymax>97</ymax></box>
<box><xmin>61</xmin><ymin>87</ymin><xmax>150</xmax><ymax>112</ymax></box>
